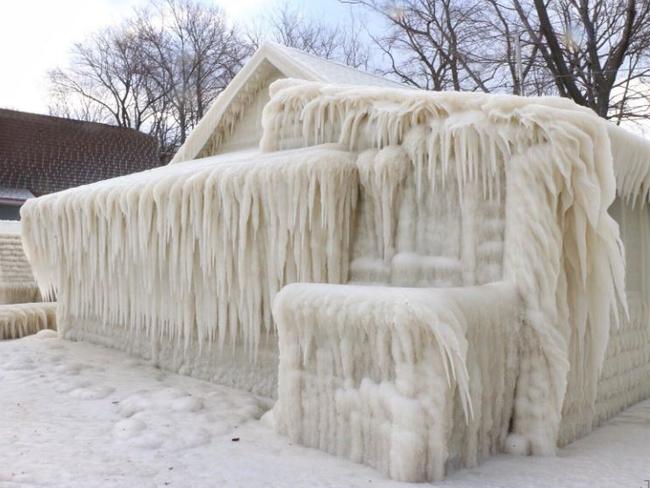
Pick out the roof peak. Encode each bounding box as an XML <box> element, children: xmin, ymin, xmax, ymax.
<box><xmin>260</xmin><ymin>42</ymin><xmax>405</xmax><ymax>88</ymax></box>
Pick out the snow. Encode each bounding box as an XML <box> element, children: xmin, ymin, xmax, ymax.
<box><xmin>0</xmin><ymin>220</ymin><xmax>21</xmax><ymax>234</ymax></box>
<box><xmin>1</xmin><ymin>334</ymin><xmax>650</xmax><ymax>488</ymax></box>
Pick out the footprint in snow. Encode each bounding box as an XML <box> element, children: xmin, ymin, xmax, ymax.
<box><xmin>54</xmin><ymin>378</ymin><xmax>91</xmax><ymax>393</ymax></box>
<box><xmin>53</xmin><ymin>362</ymin><xmax>86</xmax><ymax>375</ymax></box>
<box><xmin>69</xmin><ymin>385</ymin><xmax>115</xmax><ymax>400</ymax></box>
<box><xmin>119</xmin><ymin>394</ymin><xmax>153</xmax><ymax>417</ymax></box>
<box><xmin>114</xmin><ymin>418</ymin><xmax>147</xmax><ymax>440</ymax></box>
<box><xmin>171</xmin><ymin>395</ymin><xmax>204</xmax><ymax>413</ymax></box>
<box><xmin>128</xmin><ymin>432</ymin><xmax>164</xmax><ymax>449</ymax></box>
<box><xmin>2</xmin><ymin>357</ymin><xmax>35</xmax><ymax>371</ymax></box>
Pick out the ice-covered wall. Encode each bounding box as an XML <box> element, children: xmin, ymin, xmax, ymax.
<box><xmin>0</xmin><ymin>221</ymin><xmax>41</xmax><ymax>304</ymax></box>
<box><xmin>261</xmin><ymin>79</ymin><xmax>627</xmax><ymax>456</ymax></box>
<box><xmin>349</xmin><ymin>144</ymin><xmax>504</xmax><ymax>288</ymax></box>
<box><xmin>558</xmin><ymin>197</ymin><xmax>650</xmax><ymax>445</ymax></box>
<box><xmin>273</xmin><ymin>282</ymin><xmax>521</xmax><ymax>482</ymax></box>
<box><xmin>19</xmin><ymin>76</ymin><xmax>650</xmax><ymax>479</ymax></box>
<box><xmin>21</xmin><ymin>147</ymin><xmax>358</xmax><ymax>396</ymax></box>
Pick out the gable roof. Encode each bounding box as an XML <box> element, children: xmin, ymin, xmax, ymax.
<box><xmin>263</xmin><ymin>43</ymin><xmax>406</xmax><ymax>88</ymax></box>
<box><xmin>170</xmin><ymin>42</ymin><xmax>406</xmax><ymax>163</ymax></box>
<box><xmin>0</xmin><ymin>109</ymin><xmax>160</xmax><ymax>196</ymax></box>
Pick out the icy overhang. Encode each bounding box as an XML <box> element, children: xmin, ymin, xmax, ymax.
<box><xmin>608</xmin><ymin>124</ymin><xmax>650</xmax><ymax>206</ymax></box>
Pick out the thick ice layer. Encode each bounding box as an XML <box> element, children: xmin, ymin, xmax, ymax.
<box><xmin>0</xmin><ymin>302</ymin><xmax>56</xmax><ymax>340</ymax></box>
<box><xmin>273</xmin><ymin>282</ymin><xmax>521</xmax><ymax>482</ymax></box>
<box><xmin>0</xmin><ymin>221</ymin><xmax>41</xmax><ymax>304</ymax></box>
<box><xmin>557</xmin><ymin>198</ymin><xmax>650</xmax><ymax>445</ymax></box>
<box><xmin>349</xmin><ymin>143</ymin><xmax>505</xmax><ymax>288</ymax></box>
<box><xmin>21</xmin><ymin>76</ymin><xmax>645</xmax><ymax>473</ymax></box>
<box><xmin>21</xmin><ymin>146</ymin><xmax>358</xmax><ymax>384</ymax></box>
<box><xmin>261</xmin><ymin>79</ymin><xmax>627</xmax><ymax>454</ymax></box>
<box><xmin>608</xmin><ymin>125</ymin><xmax>650</xmax><ymax>207</ymax></box>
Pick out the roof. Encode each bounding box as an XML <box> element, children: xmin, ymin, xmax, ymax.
<box><xmin>170</xmin><ymin>42</ymin><xmax>406</xmax><ymax>163</ymax></box>
<box><xmin>263</xmin><ymin>43</ymin><xmax>405</xmax><ymax>88</ymax></box>
<box><xmin>0</xmin><ymin>109</ymin><xmax>160</xmax><ymax>196</ymax></box>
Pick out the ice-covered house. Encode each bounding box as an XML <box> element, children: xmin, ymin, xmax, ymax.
<box><xmin>20</xmin><ymin>44</ymin><xmax>650</xmax><ymax>482</ymax></box>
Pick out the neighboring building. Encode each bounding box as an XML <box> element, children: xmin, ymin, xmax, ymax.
<box><xmin>0</xmin><ymin>108</ymin><xmax>160</xmax><ymax>219</ymax></box>
<box><xmin>171</xmin><ymin>42</ymin><xmax>405</xmax><ymax>163</ymax></box>
<box><xmin>0</xmin><ymin>220</ymin><xmax>40</xmax><ymax>304</ymax></box>
<box><xmin>0</xmin><ymin>187</ymin><xmax>34</xmax><ymax>220</ymax></box>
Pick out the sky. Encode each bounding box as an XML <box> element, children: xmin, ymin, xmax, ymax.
<box><xmin>0</xmin><ymin>0</ymin><xmax>352</xmax><ymax>115</ymax></box>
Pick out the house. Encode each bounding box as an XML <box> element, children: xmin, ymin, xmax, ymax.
<box><xmin>170</xmin><ymin>42</ymin><xmax>405</xmax><ymax>163</ymax></box>
<box><xmin>19</xmin><ymin>46</ymin><xmax>650</xmax><ymax>482</ymax></box>
<box><xmin>0</xmin><ymin>108</ymin><xmax>160</xmax><ymax>219</ymax></box>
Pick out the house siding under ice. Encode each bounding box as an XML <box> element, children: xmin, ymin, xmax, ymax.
<box><xmin>19</xmin><ymin>44</ymin><xmax>650</xmax><ymax>482</ymax></box>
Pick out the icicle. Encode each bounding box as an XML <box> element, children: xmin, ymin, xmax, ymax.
<box><xmin>20</xmin><ymin>146</ymin><xmax>359</xmax><ymax>384</ymax></box>
<box><xmin>273</xmin><ymin>281</ymin><xmax>520</xmax><ymax>482</ymax></box>
<box><xmin>0</xmin><ymin>221</ymin><xmax>42</xmax><ymax>304</ymax></box>
<box><xmin>0</xmin><ymin>302</ymin><xmax>57</xmax><ymax>340</ymax></box>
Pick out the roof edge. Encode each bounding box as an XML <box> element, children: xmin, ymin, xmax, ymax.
<box><xmin>170</xmin><ymin>43</ymin><xmax>321</xmax><ymax>164</ymax></box>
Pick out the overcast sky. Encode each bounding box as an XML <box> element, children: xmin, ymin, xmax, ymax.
<box><xmin>0</xmin><ymin>0</ymin><xmax>348</xmax><ymax>115</ymax></box>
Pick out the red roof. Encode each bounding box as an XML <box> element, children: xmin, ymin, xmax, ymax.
<box><xmin>0</xmin><ymin>109</ymin><xmax>160</xmax><ymax>197</ymax></box>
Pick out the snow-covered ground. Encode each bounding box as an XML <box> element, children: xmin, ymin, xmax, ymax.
<box><xmin>1</xmin><ymin>332</ymin><xmax>648</xmax><ymax>488</ymax></box>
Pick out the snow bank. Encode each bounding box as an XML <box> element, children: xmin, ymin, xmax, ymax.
<box><xmin>273</xmin><ymin>282</ymin><xmax>521</xmax><ymax>482</ymax></box>
<box><xmin>0</xmin><ymin>221</ymin><xmax>41</xmax><ymax>304</ymax></box>
<box><xmin>21</xmin><ymin>146</ymin><xmax>358</xmax><ymax>396</ymax></box>
<box><xmin>262</xmin><ymin>79</ymin><xmax>627</xmax><ymax>455</ymax></box>
<box><xmin>0</xmin><ymin>302</ymin><xmax>56</xmax><ymax>340</ymax></box>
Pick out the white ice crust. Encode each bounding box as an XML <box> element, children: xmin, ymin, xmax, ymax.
<box><xmin>19</xmin><ymin>77</ymin><xmax>650</xmax><ymax>481</ymax></box>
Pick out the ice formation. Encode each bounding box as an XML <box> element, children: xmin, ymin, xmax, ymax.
<box><xmin>261</xmin><ymin>79</ymin><xmax>628</xmax><ymax>457</ymax></box>
<box><xmin>0</xmin><ymin>302</ymin><xmax>56</xmax><ymax>340</ymax></box>
<box><xmin>273</xmin><ymin>282</ymin><xmax>520</xmax><ymax>481</ymax></box>
<box><xmin>19</xmin><ymin>76</ymin><xmax>650</xmax><ymax>481</ymax></box>
<box><xmin>21</xmin><ymin>146</ymin><xmax>358</xmax><ymax>396</ymax></box>
<box><xmin>0</xmin><ymin>220</ymin><xmax>41</xmax><ymax>304</ymax></box>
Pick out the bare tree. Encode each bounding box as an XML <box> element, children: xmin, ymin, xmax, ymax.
<box><xmin>49</xmin><ymin>0</ymin><xmax>249</xmax><ymax>162</ymax></box>
<box><xmin>49</xmin><ymin>27</ymin><xmax>162</xmax><ymax>130</ymax></box>
<box><xmin>509</xmin><ymin>0</ymin><xmax>650</xmax><ymax>120</ymax></box>
<box><xmin>344</xmin><ymin>0</ymin><xmax>552</xmax><ymax>93</ymax></box>
<box><xmin>248</xmin><ymin>2</ymin><xmax>371</xmax><ymax>69</ymax></box>
<box><xmin>134</xmin><ymin>0</ymin><xmax>250</xmax><ymax>152</ymax></box>
<box><xmin>345</xmin><ymin>0</ymin><xmax>650</xmax><ymax>123</ymax></box>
